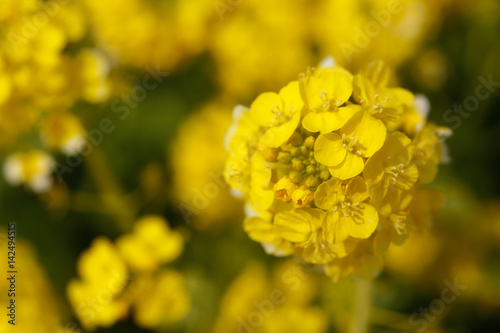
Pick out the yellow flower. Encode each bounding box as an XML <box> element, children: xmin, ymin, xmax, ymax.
<box><xmin>68</xmin><ymin>218</ymin><xmax>190</xmax><ymax>330</ymax></box>
<box><xmin>172</xmin><ymin>99</ymin><xmax>243</xmax><ymax>230</ymax></box>
<box><xmin>117</xmin><ymin>215</ymin><xmax>183</xmax><ymax>272</ymax></box>
<box><xmin>249</xmin><ymin>152</ymin><xmax>275</xmax><ymax>211</ymax></box>
<box><xmin>364</xmin><ymin>131</ymin><xmax>419</xmax><ymax>216</ymax></box>
<box><xmin>209</xmin><ymin>0</ymin><xmax>312</xmax><ymax>98</ymax></box>
<box><xmin>0</xmin><ymin>232</ymin><xmax>64</xmax><ymax>333</ymax></box>
<box><xmin>293</xmin><ymin>185</ymin><xmax>314</xmax><ymax>207</ymax></box>
<box><xmin>325</xmin><ymin>241</ymin><xmax>383</xmax><ymax>282</ymax></box>
<box><xmin>224</xmin><ymin>59</ymin><xmax>449</xmax><ymax>281</ymax></box>
<box><xmin>213</xmin><ymin>261</ymin><xmax>328</xmax><ymax>333</ymax></box>
<box><xmin>3</xmin><ymin>150</ymin><xmax>54</xmax><ymax>193</ymax></box>
<box><xmin>67</xmin><ymin>237</ymin><xmax>129</xmax><ymax>330</ymax></box>
<box><xmin>353</xmin><ymin>74</ymin><xmax>404</xmax><ymax>125</ymax></box>
<box><xmin>251</xmin><ymin>81</ymin><xmax>303</xmax><ymax>148</ymax></box>
<box><xmin>314</xmin><ymin>111</ymin><xmax>386</xmax><ymax>179</ymax></box>
<box><xmin>40</xmin><ymin>111</ymin><xmax>86</xmax><ymax>155</ymax></box>
<box><xmin>315</xmin><ymin>177</ymin><xmax>379</xmax><ymax>243</ymax></box>
<box><xmin>132</xmin><ymin>270</ymin><xmax>191</xmax><ymax>328</ymax></box>
<box><xmin>244</xmin><ymin>215</ymin><xmax>295</xmax><ymax>257</ymax></box>
<box><xmin>274</xmin><ymin>176</ymin><xmax>298</xmax><ymax>202</ymax></box>
<box><xmin>300</xmin><ymin>68</ymin><xmax>360</xmax><ymax>134</ymax></box>
<box><xmin>411</xmin><ymin>124</ymin><xmax>452</xmax><ymax>183</ymax></box>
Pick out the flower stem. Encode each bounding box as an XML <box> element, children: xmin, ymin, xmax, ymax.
<box><xmin>84</xmin><ymin>148</ymin><xmax>136</xmax><ymax>232</ymax></box>
<box><xmin>349</xmin><ymin>278</ymin><xmax>372</xmax><ymax>333</ymax></box>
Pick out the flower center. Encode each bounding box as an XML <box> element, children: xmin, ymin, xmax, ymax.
<box><xmin>269</xmin><ymin>104</ymin><xmax>294</xmax><ymax>126</ymax></box>
<box><xmin>384</xmin><ymin>163</ymin><xmax>414</xmax><ymax>188</ymax></box>
<box><xmin>331</xmin><ymin>200</ymin><xmax>360</xmax><ymax>217</ymax></box>
<box><xmin>341</xmin><ymin>133</ymin><xmax>363</xmax><ymax>156</ymax></box>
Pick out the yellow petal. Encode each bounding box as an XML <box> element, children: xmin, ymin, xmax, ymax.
<box><xmin>341</xmin><ymin>111</ymin><xmax>386</xmax><ymax>157</ymax></box>
<box><xmin>279</xmin><ymin>80</ymin><xmax>304</xmax><ymax>113</ymax></box>
<box><xmin>302</xmin><ymin>237</ymin><xmax>358</xmax><ymax>264</ymax></box>
<box><xmin>314</xmin><ymin>178</ymin><xmax>344</xmax><ymax>210</ymax></box>
<box><xmin>344</xmin><ymin>203</ymin><xmax>379</xmax><ymax>239</ymax></box>
<box><xmin>259</xmin><ymin>111</ymin><xmax>300</xmax><ymax>147</ymax></box>
<box><xmin>362</xmin><ymin>61</ymin><xmax>391</xmax><ymax>90</ymax></box>
<box><xmin>250</xmin><ymin>92</ymin><xmax>283</xmax><ymax>127</ymax></box>
<box><xmin>364</xmin><ymin>151</ymin><xmax>385</xmax><ymax>190</ymax></box>
<box><xmin>302</xmin><ymin>71</ymin><xmax>352</xmax><ymax>110</ymax></box>
<box><xmin>328</xmin><ymin>153</ymin><xmax>364</xmax><ymax>180</ymax></box>
<box><xmin>314</xmin><ymin>132</ymin><xmax>346</xmax><ymax>167</ymax></box>
<box><xmin>302</xmin><ymin>105</ymin><xmax>359</xmax><ymax>133</ymax></box>
<box><xmin>244</xmin><ymin>217</ymin><xmax>276</xmax><ymax>243</ymax></box>
<box><xmin>346</xmin><ymin>176</ymin><xmax>369</xmax><ymax>203</ymax></box>
<box><xmin>274</xmin><ymin>208</ymin><xmax>325</xmax><ymax>243</ymax></box>
<box><xmin>353</xmin><ymin>74</ymin><xmax>376</xmax><ymax>105</ymax></box>
<box><xmin>323</xmin><ymin>210</ymin><xmax>350</xmax><ymax>243</ymax></box>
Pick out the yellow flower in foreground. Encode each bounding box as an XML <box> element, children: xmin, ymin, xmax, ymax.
<box><xmin>224</xmin><ymin>59</ymin><xmax>450</xmax><ymax>281</ymax></box>
<box><xmin>301</xmin><ymin>68</ymin><xmax>359</xmax><ymax>134</ymax></box>
<box><xmin>314</xmin><ymin>111</ymin><xmax>386</xmax><ymax>179</ymax></box>
<box><xmin>315</xmin><ymin>177</ymin><xmax>378</xmax><ymax>243</ymax></box>
<box><xmin>251</xmin><ymin>81</ymin><xmax>303</xmax><ymax>148</ymax></box>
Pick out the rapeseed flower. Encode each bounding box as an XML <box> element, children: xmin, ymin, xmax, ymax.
<box><xmin>67</xmin><ymin>216</ymin><xmax>190</xmax><ymax>330</ymax></box>
<box><xmin>224</xmin><ymin>59</ymin><xmax>450</xmax><ymax>280</ymax></box>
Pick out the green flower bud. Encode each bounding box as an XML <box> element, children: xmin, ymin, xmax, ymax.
<box><xmin>304</xmin><ymin>136</ymin><xmax>315</xmax><ymax>149</ymax></box>
<box><xmin>306</xmin><ymin>165</ymin><xmax>316</xmax><ymax>174</ymax></box>
<box><xmin>289</xmin><ymin>171</ymin><xmax>303</xmax><ymax>184</ymax></box>
<box><xmin>277</xmin><ymin>151</ymin><xmax>292</xmax><ymax>164</ymax></box>
<box><xmin>305</xmin><ymin>175</ymin><xmax>320</xmax><ymax>188</ymax></box>
<box><xmin>319</xmin><ymin>170</ymin><xmax>330</xmax><ymax>180</ymax></box>
<box><xmin>300</xmin><ymin>146</ymin><xmax>309</xmax><ymax>156</ymax></box>
<box><xmin>290</xmin><ymin>147</ymin><xmax>301</xmax><ymax>158</ymax></box>
<box><xmin>292</xmin><ymin>158</ymin><xmax>305</xmax><ymax>172</ymax></box>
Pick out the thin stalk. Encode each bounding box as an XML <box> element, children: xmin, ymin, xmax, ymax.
<box><xmin>349</xmin><ymin>278</ymin><xmax>372</xmax><ymax>333</ymax></box>
<box><xmin>84</xmin><ymin>148</ymin><xmax>136</xmax><ymax>232</ymax></box>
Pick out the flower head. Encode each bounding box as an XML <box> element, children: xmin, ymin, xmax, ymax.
<box><xmin>224</xmin><ymin>59</ymin><xmax>450</xmax><ymax>281</ymax></box>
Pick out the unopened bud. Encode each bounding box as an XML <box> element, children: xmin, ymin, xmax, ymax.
<box><xmin>277</xmin><ymin>151</ymin><xmax>292</xmax><ymax>164</ymax></box>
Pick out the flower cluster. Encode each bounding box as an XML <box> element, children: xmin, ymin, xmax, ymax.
<box><xmin>67</xmin><ymin>215</ymin><xmax>190</xmax><ymax>330</ymax></box>
<box><xmin>224</xmin><ymin>59</ymin><xmax>451</xmax><ymax>281</ymax></box>
<box><xmin>0</xmin><ymin>1</ymin><xmax>115</xmax><ymax>192</ymax></box>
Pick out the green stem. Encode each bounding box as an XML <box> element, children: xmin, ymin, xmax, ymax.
<box><xmin>84</xmin><ymin>148</ymin><xmax>136</xmax><ymax>232</ymax></box>
<box><xmin>349</xmin><ymin>279</ymin><xmax>372</xmax><ymax>333</ymax></box>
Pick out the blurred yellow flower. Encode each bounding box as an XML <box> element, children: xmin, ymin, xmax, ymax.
<box><xmin>172</xmin><ymin>99</ymin><xmax>243</xmax><ymax>230</ymax></box>
<box><xmin>67</xmin><ymin>237</ymin><xmax>129</xmax><ymax>330</ymax></box>
<box><xmin>79</xmin><ymin>0</ymin><xmax>212</xmax><ymax>69</ymax></box>
<box><xmin>213</xmin><ymin>261</ymin><xmax>328</xmax><ymax>333</ymax></box>
<box><xmin>131</xmin><ymin>270</ymin><xmax>191</xmax><ymax>329</ymax></box>
<box><xmin>40</xmin><ymin>111</ymin><xmax>86</xmax><ymax>155</ymax></box>
<box><xmin>68</xmin><ymin>216</ymin><xmax>190</xmax><ymax>330</ymax></box>
<box><xmin>210</xmin><ymin>0</ymin><xmax>313</xmax><ymax>98</ymax></box>
<box><xmin>0</xmin><ymin>232</ymin><xmax>64</xmax><ymax>333</ymax></box>
<box><xmin>117</xmin><ymin>215</ymin><xmax>184</xmax><ymax>273</ymax></box>
<box><xmin>3</xmin><ymin>150</ymin><xmax>55</xmax><ymax>193</ymax></box>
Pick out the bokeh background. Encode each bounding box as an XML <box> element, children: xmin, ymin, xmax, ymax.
<box><xmin>0</xmin><ymin>0</ymin><xmax>499</xmax><ymax>332</ymax></box>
